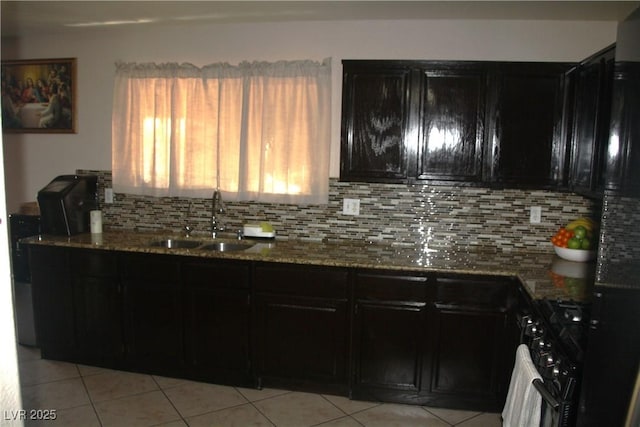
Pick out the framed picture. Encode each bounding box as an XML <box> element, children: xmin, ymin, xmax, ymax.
<box><xmin>1</xmin><ymin>58</ymin><xmax>77</xmax><ymax>133</ymax></box>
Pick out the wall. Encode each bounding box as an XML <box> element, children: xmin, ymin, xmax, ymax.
<box><xmin>0</xmin><ymin>131</ymin><xmax>22</xmax><ymax>424</ymax></box>
<box><xmin>2</xmin><ymin>18</ymin><xmax>617</xmax><ymax>212</ymax></box>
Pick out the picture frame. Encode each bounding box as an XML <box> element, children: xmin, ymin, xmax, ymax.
<box><xmin>1</xmin><ymin>57</ymin><xmax>77</xmax><ymax>133</ymax></box>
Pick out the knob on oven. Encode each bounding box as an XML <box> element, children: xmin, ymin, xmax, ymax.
<box><xmin>527</xmin><ymin>321</ymin><xmax>543</xmax><ymax>338</ymax></box>
<box><xmin>545</xmin><ymin>351</ymin><xmax>555</xmax><ymax>367</ymax></box>
<box><xmin>534</xmin><ymin>334</ymin><xmax>551</xmax><ymax>352</ymax></box>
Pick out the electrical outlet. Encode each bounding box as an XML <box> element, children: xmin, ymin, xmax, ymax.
<box><xmin>105</xmin><ymin>188</ymin><xmax>114</xmax><ymax>204</ymax></box>
<box><xmin>530</xmin><ymin>206</ymin><xmax>541</xmax><ymax>224</ymax></box>
<box><xmin>343</xmin><ymin>198</ymin><xmax>360</xmax><ymax>216</ymax></box>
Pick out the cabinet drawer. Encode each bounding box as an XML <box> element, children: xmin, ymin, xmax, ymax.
<box><xmin>355</xmin><ymin>270</ymin><xmax>433</xmax><ymax>301</ymax></box>
<box><xmin>254</xmin><ymin>263</ymin><xmax>349</xmax><ymax>298</ymax></box>
<box><xmin>29</xmin><ymin>245</ymin><xmax>68</xmax><ymax>274</ymax></box>
<box><xmin>69</xmin><ymin>249</ymin><xmax>118</xmax><ymax>278</ymax></box>
<box><xmin>119</xmin><ymin>253</ymin><xmax>181</xmax><ymax>282</ymax></box>
<box><xmin>435</xmin><ymin>274</ymin><xmax>514</xmax><ymax>309</ymax></box>
<box><xmin>183</xmin><ymin>259</ymin><xmax>250</xmax><ymax>289</ymax></box>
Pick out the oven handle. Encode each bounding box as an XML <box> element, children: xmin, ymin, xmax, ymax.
<box><xmin>532</xmin><ymin>379</ymin><xmax>560</xmax><ymax>410</ymax></box>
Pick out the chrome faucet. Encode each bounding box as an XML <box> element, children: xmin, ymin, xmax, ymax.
<box><xmin>211</xmin><ymin>189</ymin><xmax>225</xmax><ymax>238</ymax></box>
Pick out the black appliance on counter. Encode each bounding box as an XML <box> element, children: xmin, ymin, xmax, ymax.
<box><xmin>37</xmin><ymin>175</ymin><xmax>98</xmax><ymax>236</ymax></box>
<box><xmin>9</xmin><ymin>214</ymin><xmax>41</xmax><ymax>346</ymax></box>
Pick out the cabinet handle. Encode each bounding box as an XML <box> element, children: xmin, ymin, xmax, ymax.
<box><xmin>435</xmin><ymin>302</ymin><xmax>505</xmax><ymax>313</ymax></box>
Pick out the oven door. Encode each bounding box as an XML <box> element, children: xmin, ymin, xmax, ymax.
<box><xmin>534</xmin><ymin>379</ymin><xmax>573</xmax><ymax>427</ymax></box>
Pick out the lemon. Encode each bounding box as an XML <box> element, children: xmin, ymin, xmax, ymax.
<box><xmin>260</xmin><ymin>222</ymin><xmax>274</xmax><ymax>232</ymax></box>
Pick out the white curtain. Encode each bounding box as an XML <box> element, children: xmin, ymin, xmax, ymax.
<box><xmin>112</xmin><ymin>59</ymin><xmax>331</xmax><ymax>204</ymax></box>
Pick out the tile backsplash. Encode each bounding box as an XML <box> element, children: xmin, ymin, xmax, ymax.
<box><xmin>596</xmin><ymin>191</ymin><xmax>640</xmax><ymax>286</ymax></box>
<box><xmin>79</xmin><ymin>170</ymin><xmax>599</xmax><ymax>253</ymax></box>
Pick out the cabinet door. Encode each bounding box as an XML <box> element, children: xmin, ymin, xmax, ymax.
<box><xmin>341</xmin><ymin>61</ymin><xmax>412</xmax><ymax>182</ymax></box>
<box><xmin>351</xmin><ymin>271</ymin><xmax>433</xmax><ymax>401</ymax></box>
<box><xmin>605</xmin><ymin>62</ymin><xmax>640</xmax><ymax>197</ymax></box>
<box><xmin>430</xmin><ymin>306</ymin><xmax>506</xmax><ymax>402</ymax></box>
<box><xmin>71</xmin><ymin>249</ymin><xmax>122</xmax><ymax>368</ymax></box>
<box><xmin>255</xmin><ymin>294</ymin><xmax>349</xmax><ymax>387</ymax></box>
<box><xmin>353</xmin><ymin>300</ymin><xmax>427</xmax><ymax>393</ymax></box>
<box><xmin>428</xmin><ymin>275</ymin><xmax>516</xmax><ymax>411</ymax></box>
<box><xmin>121</xmin><ymin>254</ymin><xmax>183</xmax><ymax>376</ymax></box>
<box><xmin>183</xmin><ymin>260</ymin><xmax>252</xmax><ymax>385</ymax></box>
<box><xmin>416</xmin><ymin>65</ymin><xmax>487</xmax><ymax>183</ymax></box>
<box><xmin>488</xmin><ymin>63</ymin><xmax>572</xmax><ymax>188</ymax></box>
<box><xmin>254</xmin><ymin>264</ymin><xmax>350</xmax><ymax>391</ymax></box>
<box><xmin>569</xmin><ymin>45</ymin><xmax>615</xmax><ymax>196</ymax></box>
<box><xmin>29</xmin><ymin>246</ymin><xmax>76</xmax><ymax>361</ymax></box>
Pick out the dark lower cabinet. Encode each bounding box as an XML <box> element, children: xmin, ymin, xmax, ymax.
<box><xmin>28</xmin><ymin>244</ymin><xmax>520</xmax><ymax>413</ymax></box>
<box><xmin>351</xmin><ymin>270</ymin><xmax>433</xmax><ymax>403</ymax></box>
<box><xmin>120</xmin><ymin>253</ymin><xmax>183</xmax><ymax>376</ymax></box>
<box><xmin>351</xmin><ymin>270</ymin><xmax>517</xmax><ymax>412</ymax></box>
<box><xmin>253</xmin><ymin>263</ymin><xmax>350</xmax><ymax>394</ymax></box>
<box><xmin>429</xmin><ymin>306</ymin><xmax>507</xmax><ymax>409</ymax></box>
<box><xmin>29</xmin><ymin>245</ymin><xmax>76</xmax><ymax>361</ymax></box>
<box><xmin>183</xmin><ymin>259</ymin><xmax>252</xmax><ymax>386</ymax></box>
<box><xmin>428</xmin><ymin>275</ymin><xmax>518</xmax><ymax>411</ymax></box>
<box><xmin>353</xmin><ymin>301</ymin><xmax>428</xmax><ymax>394</ymax></box>
<box><xmin>70</xmin><ymin>249</ymin><xmax>122</xmax><ymax>368</ymax></box>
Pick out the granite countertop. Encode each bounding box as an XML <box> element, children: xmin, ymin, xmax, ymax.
<box><xmin>21</xmin><ymin>230</ymin><xmax>596</xmax><ymax>302</ymax></box>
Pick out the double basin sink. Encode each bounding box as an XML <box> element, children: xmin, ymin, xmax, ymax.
<box><xmin>148</xmin><ymin>238</ymin><xmax>255</xmax><ymax>253</ymax></box>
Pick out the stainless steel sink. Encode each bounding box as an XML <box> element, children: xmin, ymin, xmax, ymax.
<box><xmin>148</xmin><ymin>239</ymin><xmax>203</xmax><ymax>249</ymax></box>
<box><xmin>200</xmin><ymin>242</ymin><xmax>254</xmax><ymax>252</ymax></box>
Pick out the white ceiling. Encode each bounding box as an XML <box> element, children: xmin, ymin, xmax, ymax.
<box><xmin>1</xmin><ymin>1</ymin><xmax>638</xmax><ymax>38</ymax></box>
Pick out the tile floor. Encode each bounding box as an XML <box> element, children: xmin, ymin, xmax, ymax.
<box><xmin>15</xmin><ymin>345</ymin><xmax>503</xmax><ymax>427</ymax></box>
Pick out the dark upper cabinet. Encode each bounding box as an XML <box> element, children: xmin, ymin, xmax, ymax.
<box><xmin>568</xmin><ymin>45</ymin><xmax>616</xmax><ymax>197</ymax></box>
<box><xmin>341</xmin><ymin>61</ymin><xmax>412</xmax><ymax>182</ymax></box>
<box><xmin>604</xmin><ymin>61</ymin><xmax>640</xmax><ymax>196</ymax></box>
<box><xmin>487</xmin><ymin>62</ymin><xmax>573</xmax><ymax>188</ymax></box>
<box><xmin>341</xmin><ymin>60</ymin><xmax>573</xmax><ymax>188</ymax></box>
<box><xmin>416</xmin><ymin>64</ymin><xmax>487</xmax><ymax>183</ymax></box>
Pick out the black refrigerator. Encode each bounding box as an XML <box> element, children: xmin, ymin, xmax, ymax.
<box><xmin>577</xmin><ymin>8</ymin><xmax>640</xmax><ymax>427</ymax></box>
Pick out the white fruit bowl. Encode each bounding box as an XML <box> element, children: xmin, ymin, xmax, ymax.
<box><xmin>553</xmin><ymin>245</ymin><xmax>596</xmax><ymax>262</ymax></box>
<box><xmin>551</xmin><ymin>257</ymin><xmax>596</xmax><ymax>278</ymax></box>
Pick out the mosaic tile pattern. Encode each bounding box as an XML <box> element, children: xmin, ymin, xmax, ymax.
<box><xmin>596</xmin><ymin>191</ymin><xmax>640</xmax><ymax>287</ymax></box>
<box><xmin>78</xmin><ymin>170</ymin><xmax>598</xmax><ymax>252</ymax></box>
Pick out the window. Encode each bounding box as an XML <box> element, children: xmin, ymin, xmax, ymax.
<box><xmin>112</xmin><ymin>59</ymin><xmax>331</xmax><ymax>204</ymax></box>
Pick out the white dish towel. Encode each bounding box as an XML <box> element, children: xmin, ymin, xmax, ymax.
<box><xmin>502</xmin><ymin>344</ymin><xmax>543</xmax><ymax>427</ymax></box>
